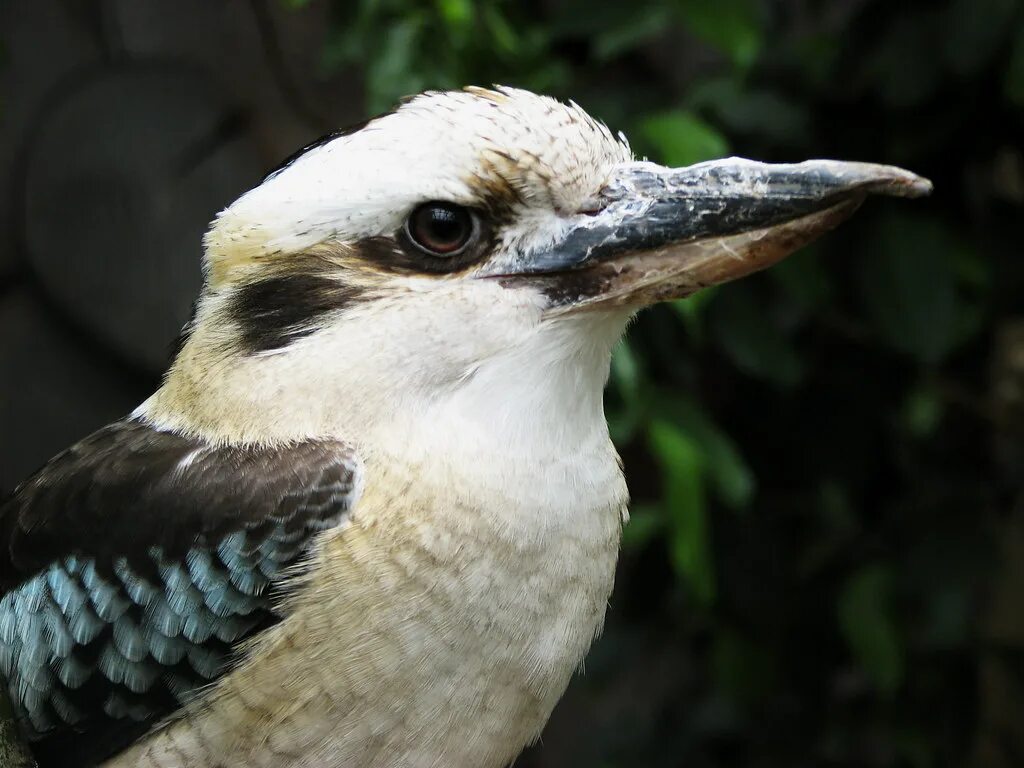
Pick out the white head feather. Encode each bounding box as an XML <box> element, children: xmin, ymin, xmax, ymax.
<box><xmin>206</xmin><ymin>87</ymin><xmax>632</xmax><ymax>282</ymax></box>
<box><xmin>143</xmin><ymin>87</ymin><xmax>636</xmax><ymax>474</ymax></box>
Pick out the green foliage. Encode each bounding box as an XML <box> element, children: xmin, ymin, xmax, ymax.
<box><xmin>287</xmin><ymin>0</ymin><xmax>1023</xmax><ymax>764</ymax></box>
<box><xmin>658</xmin><ymin>391</ymin><xmax>756</xmax><ymax>510</ymax></box>
<box><xmin>674</xmin><ymin>0</ymin><xmax>762</xmax><ymax>70</ymax></box>
<box><xmin>712</xmin><ymin>625</ymin><xmax>778</xmax><ymax>706</ymax></box>
<box><xmin>856</xmin><ymin>213</ymin><xmax>984</xmax><ymax>365</ymax></box>
<box><xmin>649</xmin><ymin>420</ymin><xmax>716</xmax><ymax>604</ymax></box>
<box><xmin>900</xmin><ymin>384</ymin><xmax>946</xmax><ymax>438</ymax></box>
<box><xmin>1008</xmin><ymin>22</ymin><xmax>1024</xmax><ymax>104</ymax></box>
<box><xmin>709</xmin><ymin>282</ymin><xmax>806</xmax><ymax>387</ymax></box>
<box><xmin>637</xmin><ymin>111</ymin><xmax>728</xmax><ymax>167</ymax></box>
<box><xmin>317</xmin><ymin>0</ymin><xmax>567</xmax><ymax>112</ymax></box>
<box><xmin>837</xmin><ymin>563</ymin><xmax>905</xmax><ymax>697</ymax></box>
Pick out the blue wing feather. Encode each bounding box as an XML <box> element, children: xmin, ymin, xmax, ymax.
<box><xmin>0</xmin><ymin>418</ymin><xmax>358</xmax><ymax>767</ymax></box>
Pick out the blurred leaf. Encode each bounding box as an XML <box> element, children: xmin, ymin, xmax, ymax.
<box><xmin>857</xmin><ymin>213</ymin><xmax>967</xmax><ymax>365</ymax></box>
<box><xmin>919</xmin><ymin>584</ymin><xmax>970</xmax><ymax>650</ymax></box>
<box><xmin>1008</xmin><ymin>21</ymin><xmax>1024</xmax><ymax>106</ymax></box>
<box><xmin>611</xmin><ymin>340</ymin><xmax>642</xmax><ymax>404</ymax></box>
<box><xmin>436</xmin><ymin>0</ymin><xmax>473</xmax><ymax>30</ymax></box>
<box><xmin>837</xmin><ymin>563</ymin><xmax>905</xmax><ymax>697</ymax></box>
<box><xmin>687</xmin><ymin>78</ymin><xmax>809</xmax><ymax>146</ymax></box>
<box><xmin>798</xmin><ymin>480</ymin><xmax>860</xmax><ymax>577</ymax></box>
<box><xmin>315</xmin><ymin>0</ymin><xmax>565</xmax><ymax>112</ymax></box>
<box><xmin>710</xmin><ymin>283</ymin><xmax>806</xmax><ymax>388</ymax></box>
<box><xmin>712</xmin><ymin>626</ymin><xmax>778</xmax><ymax>706</ymax></box>
<box><xmin>621</xmin><ymin>504</ymin><xmax>665</xmax><ymax>551</ymax></box>
<box><xmin>769</xmin><ymin>246</ymin><xmax>832</xmax><ymax>316</ymax></box>
<box><xmin>900</xmin><ymin>384</ymin><xmax>945</xmax><ymax>438</ymax></box>
<box><xmin>949</xmin><ymin>236</ymin><xmax>993</xmax><ymax>349</ymax></box>
<box><xmin>365</xmin><ymin>17</ymin><xmax>429</xmax><ymax>112</ymax></box>
<box><xmin>548</xmin><ymin>0</ymin><xmax>650</xmax><ymax>38</ymax></box>
<box><xmin>942</xmin><ymin>0</ymin><xmax>1017</xmax><ymax>77</ymax></box>
<box><xmin>863</xmin><ymin>10</ymin><xmax>945</xmax><ymax>108</ymax></box>
<box><xmin>608</xmin><ymin>341</ymin><xmax>645</xmax><ymax>443</ymax></box>
<box><xmin>671</xmin><ymin>285</ymin><xmax>720</xmax><ymax>343</ymax></box>
<box><xmin>638</xmin><ymin>111</ymin><xmax>728</xmax><ymax>167</ymax></box>
<box><xmin>648</xmin><ymin>421</ymin><xmax>715</xmax><ymax>605</ymax></box>
<box><xmin>594</xmin><ymin>5</ymin><xmax>672</xmax><ymax>61</ymax></box>
<box><xmin>791</xmin><ymin>32</ymin><xmax>842</xmax><ymax>91</ymax></box>
<box><xmin>321</xmin><ymin>26</ymin><xmax>364</xmax><ymax>71</ymax></box>
<box><xmin>675</xmin><ymin>0</ymin><xmax>762</xmax><ymax>70</ymax></box>
<box><xmin>657</xmin><ymin>393</ymin><xmax>756</xmax><ymax>510</ymax></box>
<box><xmin>481</xmin><ymin>3</ymin><xmax>520</xmax><ymax>55</ymax></box>
<box><xmin>893</xmin><ymin>729</ymin><xmax>935</xmax><ymax>768</ymax></box>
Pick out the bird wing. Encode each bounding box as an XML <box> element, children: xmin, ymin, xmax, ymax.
<box><xmin>0</xmin><ymin>418</ymin><xmax>359</xmax><ymax>766</ymax></box>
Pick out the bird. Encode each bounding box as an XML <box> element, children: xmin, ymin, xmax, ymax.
<box><xmin>0</xmin><ymin>86</ymin><xmax>931</xmax><ymax>768</ymax></box>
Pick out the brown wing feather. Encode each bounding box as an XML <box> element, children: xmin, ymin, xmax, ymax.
<box><xmin>0</xmin><ymin>418</ymin><xmax>359</xmax><ymax>767</ymax></box>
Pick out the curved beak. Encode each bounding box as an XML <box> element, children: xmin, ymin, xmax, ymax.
<box><xmin>495</xmin><ymin>157</ymin><xmax>932</xmax><ymax>311</ymax></box>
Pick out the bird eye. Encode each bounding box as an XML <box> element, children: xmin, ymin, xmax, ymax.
<box><xmin>405</xmin><ymin>202</ymin><xmax>476</xmax><ymax>256</ymax></box>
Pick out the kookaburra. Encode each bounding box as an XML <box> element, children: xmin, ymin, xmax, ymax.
<box><xmin>0</xmin><ymin>87</ymin><xmax>929</xmax><ymax>767</ymax></box>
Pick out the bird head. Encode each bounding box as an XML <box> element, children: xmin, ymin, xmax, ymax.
<box><xmin>149</xmin><ymin>87</ymin><xmax>930</xmax><ymax>450</ymax></box>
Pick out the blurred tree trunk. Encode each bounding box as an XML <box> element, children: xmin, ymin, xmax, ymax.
<box><xmin>972</xmin><ymin>321</ymin><xmax>1024</xmax><ymax>768</ymax></box>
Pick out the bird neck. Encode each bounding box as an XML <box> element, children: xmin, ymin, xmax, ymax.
<box><xmin>370</xmin><ymin>316</ymin><xmax>624</xmax><ymax>463</ymax></box>
<box><xmin>139</xmin><ymin>309</ymin><xmax>629</xmax><ymax>466</ymax></box>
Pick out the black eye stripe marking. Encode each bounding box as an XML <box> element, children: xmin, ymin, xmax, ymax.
<box><xmin>355</xmin><ymin>234</ymin><xmax>490</xmax><ymax>275</ymax></box>
<box><xmin>340</xmin><ymin>213</ymin><xmax>494</xmax><ymax>276</ymax></box>
<box><xmin>395</xmin><ymin>215</ymin><xmax>492</xmax><ymax>274</ymax></box>
<box><xmin>219</xmin><ymin>216</ymin><xmax>493</xmax><ymax>356</ymax></box>
<box><xmin>225</xmin><ymin>271</ymin><xmax>363</xmax><ymax>354</ymax></box>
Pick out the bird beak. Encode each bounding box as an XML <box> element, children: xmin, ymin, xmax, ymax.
<box><xmin>494</xmin><ymin>158</ymin><xmax>932</xmax><ymax>312</ymax></box>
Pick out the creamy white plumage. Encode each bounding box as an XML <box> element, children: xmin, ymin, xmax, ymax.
<box><xmin>0</xmin><ymin>86</ymin><xmax>930</xmax><ymax>768</ymax></box>
<box><xmin>120</xmin><ymin>88</ymin><xmax>634</xmax><ymax>767</ymax></box>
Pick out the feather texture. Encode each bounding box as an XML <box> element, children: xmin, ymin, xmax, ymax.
<box><xmin>0</xmin><ymin>419</ymin><xmax>358</xmax><ymax>766</ymax></box>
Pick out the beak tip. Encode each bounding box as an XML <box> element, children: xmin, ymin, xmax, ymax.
<box><xmin>907</xmin><ymin>174</ymin><xmax>934</xmax><ymax>198</ymax></box>
<box><xmin>837</xmin><ymin>162</ymin><xmax>933</xmax><ymax>199</ymax></box>
<box><xmin>882</xmin><ymin>169</ymin><xmax>933</xmax><ymax>199</ymax></box>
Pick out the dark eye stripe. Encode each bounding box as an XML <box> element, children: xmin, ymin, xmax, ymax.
<box><xmin>225</xmin><ymin>269</ymin><xmax>363</xmax><ymax>354</ymax></box>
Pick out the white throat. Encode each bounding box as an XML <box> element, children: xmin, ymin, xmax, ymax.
<box><xmin>145</xmin><ymin>278</ymin><xmax>627</xmax><ymax>442</ymax></box>
<box><xmin>370</xmin><ymin>311</ymin><xmax>628</xmax><ymax>460</ymax></box>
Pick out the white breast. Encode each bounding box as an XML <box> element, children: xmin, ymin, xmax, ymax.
<box><xmin>107</xmin><ymin>435</ymin><xmax>626</xmax><ymax>768</ymax></box>
<box><xmin>121</xmin><ymin>307</ymin><xmax>632</xmax><ymax>767</ymax></box>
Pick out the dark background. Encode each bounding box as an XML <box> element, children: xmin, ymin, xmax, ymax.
<box><xmin>2</xmin><ymin>1</ymin><xmax>1023</xmax><ymax>766</ymax></box>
